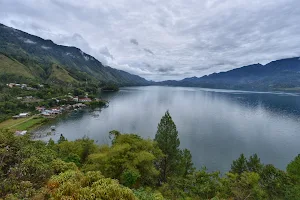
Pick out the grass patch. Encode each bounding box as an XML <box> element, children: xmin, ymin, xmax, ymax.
<box><xmin>0</xmin><ymin>54</ymin><xmax>34</xmax><ymax>78</ymax></box>
<box><xmin>12</xmin><ymin>117</ymin><xmax>46</xmax><ymax>131</ymax></box>
<box><xmin>0</xmin><ymin>116</ymin><xmax>47</xmax><ymax>132</ymax></box>
<box><xmin>0</xmin><ymin>117</ymin><xmax>30</xmax><ymax>129</ymax></box>
<box><xmin>48</xmin><ymin>64</ymin><xmax>78</xmax><ymax>83</ymax></box>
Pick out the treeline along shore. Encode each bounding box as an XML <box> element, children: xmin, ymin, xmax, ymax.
<box><xmin>0</xmin><ymin>81</ymin><xmax>109</xmax><ymax>136</ymax></box>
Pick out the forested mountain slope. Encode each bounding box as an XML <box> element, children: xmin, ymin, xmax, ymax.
<box><xmin>0</xmin><ymin>23</ymin><xmax>150</xmax><ymax>86</ymax></box>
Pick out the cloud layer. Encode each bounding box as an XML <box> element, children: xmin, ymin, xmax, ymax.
<box><xmin>1</xmin><ymin>0</ymin><xmax>300</xmax><ymax>81</ymax></box>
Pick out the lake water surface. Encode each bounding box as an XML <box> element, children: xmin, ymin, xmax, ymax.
<box><xmin>34</xmin><ymin>86</ymin><xmax>300</xmax><ymax>173</ymax></box>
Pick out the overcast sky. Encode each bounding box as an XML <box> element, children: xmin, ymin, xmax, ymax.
<box><xmin>1</xmin><ymin>0</ymin><xmax>300</xmax><ymax>81</ymax></box>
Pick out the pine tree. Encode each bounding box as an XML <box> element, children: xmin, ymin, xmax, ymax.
<box><xmin>178</xmin><ymin>148</ymin><xmax>195</xmax><ymax>177</ymax></box>
<box><xmin>231</xmin><ymin>153</ymin><xmax>248</xmax><ymax>174</ymax></box>
<box><xmin>155</xmin><ymin>111</ymin><xmax>180</xmax><ymax>183</ymax></box>
<box><xmin>247</xmin><ymin>153</ymin><xmax>263</xmax><ymax>173</ymax></box>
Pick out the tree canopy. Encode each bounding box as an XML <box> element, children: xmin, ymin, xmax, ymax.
<box><xmin>1</xmin><ymin>112</ymin><xmax>300</xmax><ymax>199</ymax></box>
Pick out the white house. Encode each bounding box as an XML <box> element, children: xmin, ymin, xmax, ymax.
<box><xmin>15</xmin><ymin>130</ymin><xmax>27</xmax><ymax>136</ymax></box>
<box><xmin>19</xmin><ymin>113</ymin><xmax>29</xmax><ymax>117</ymax></box>
<box><xmin>79</xmin><ymin>97</ymin><xmax>92</xmax><ymax>102</ymax></box>
<box><xmin>73</xmin><ymin>96</ymin><xmax>79</xmax><ymax>102</ymax></box>
<box><xmin>41</xmin><ymin>111</ymin><xmax>51</xmax><ymax>116</ymax></box>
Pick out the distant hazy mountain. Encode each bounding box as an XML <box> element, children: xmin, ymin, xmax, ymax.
<box><xmin>158</xmin><ymin>57</ymin><xmax>300</xmax><ymax>91</ymax></box>
<box><xmin>0</xmin><ymin>23</ymin><xmax>150</xmax><ymax>86</ymax></box>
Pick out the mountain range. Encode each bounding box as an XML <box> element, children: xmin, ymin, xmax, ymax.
<box><xmin>158</xmin><ymin>58</ymin><xmax>300</xmax><ymax>91</ymax></box>
<box><xmin>0</xmin><ymin>23</ymin><xmax>150</xmax><ymax>86</ymax></box>
<box><xmin>1</xmin><ymin>23</ymin><xmax>300</xmax><ymax>91</ymax></box>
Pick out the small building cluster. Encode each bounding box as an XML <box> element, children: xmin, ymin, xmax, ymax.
<box><xmin>7</xmin><ymin>83</ymin><xmax>43</xmax><ymax>90</ymax></box>
<box><xmin>12</xmin><ymin>113</ymin><xmax>30</xmax><ymax>119</ymax></box>
<box><xmin>7</xmin><ymin>83</ymin><xmax>27</xmax><ymax>88</ymax></box>
<box><xmin>36</xmin><ymin>106</ymin><xmax>63</xmax><ymax>117</ymax></box>
<box><xmin>36</xmin><ymin>103</ymin><xmax>87</xmax><ymax>117</ymax></box>
<box><xmin>15</xmin><ymin>130</ymin><xmax>28</xmax><ymax>136</ymax></box>
<box><xmin>71</xmin><ymin>96</ymin><xmax>92</xmax><ymax>103</ymax></box>
<box><xmin>79</xmin><ymin>97</ymin><xmax>92</xmax><ymax>102</ymax></box>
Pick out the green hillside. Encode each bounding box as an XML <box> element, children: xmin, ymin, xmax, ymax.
<box><xmin>0</xmin><ymin>23</ymin><xmax>150</xmax><ymax>86</ymax></box>
<box><xmin>0</xmin><ymin>54</ymin><xmax>34</xmax><ymax>81</ymax></box>
<box><xmin>48</xmin><ymin>64</ymin><xmax>78</xmax><ymax>84</ymax></box>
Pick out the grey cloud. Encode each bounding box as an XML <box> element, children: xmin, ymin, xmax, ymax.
<box><xmin>22</xmin><ymin>38</ymin><xmax>36</xmax><ymax>44</ymax></box>
<box><xmin>144</xmin><ymin>63</ymin><xmax>152</xmax><ymax>68</ymax></box>
<box><xmin>41</xmin><ymin>45</ymin><xmax>51</xmax><ymax>50</ymax></box>
<box><xmin>144</xmin><ymin>48</ymin><xmax>154</xmax><ymax>55</ymax></box>
<box><xmin>11</xmin><ymin>20</ymin><xmax>48</xmax><ymax>32</ymax></box>
<box><xmin>157</xmin><ymin>66</ymin><xmax>175</xmax><ymax>73</ymax></box>
<box><xmin>99</xmin><ymin>47</ymin><xmax>114</xmax><ymax>60</ymax></box>
<box><xmin>1</xmin><ymin>0</ymin><xmax>300</xmax><ymax>81</ymax></box>
<box><xmin>130</xmin><ymin>39</ymin><xmax>139</xmax><ymax>45</ymax></box>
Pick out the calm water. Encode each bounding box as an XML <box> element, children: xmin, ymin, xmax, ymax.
<box><xmin>34</xmin><ymin>86</ymin><xmax>300</xmax><ymax>173</ymax></box>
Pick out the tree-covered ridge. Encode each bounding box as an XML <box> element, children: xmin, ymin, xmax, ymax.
<box><xmin>1</xmin><ymin>111</ymin><xmax>300</xmax><ymax>199</ymax></box>
<box><xmin>0</xmin><ymin>23</ymin><xmax>150</xmax><ymax>86</ymax></box>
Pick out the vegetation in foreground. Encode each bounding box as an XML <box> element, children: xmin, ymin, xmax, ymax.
<box><xmin>1</xmin><ymin>111</ymin><xmax>300</xmax><ymax>199</ymax></box>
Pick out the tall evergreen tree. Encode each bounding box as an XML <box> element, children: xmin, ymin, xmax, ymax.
<box><xmin>247</xmin><ymin>153</ymin><xmax>263</xmax><ymax>173</ymax></box>
<box><xmin>155</xmin><ymin>111</ymin><xmax>180</xmax><ymax>183</ymax></box>
<box><xmin>178</xmin><ymin>149</ymin><xmax>195</xmax><ymax>177</ymax></box>
<box><xmin>230</xmin><ymin>153</ymin><xmax>248</xmax><ymax>174</ymax></box>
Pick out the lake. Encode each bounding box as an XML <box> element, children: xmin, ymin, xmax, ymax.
<box><xmin>34</xmin><ymin>86</ymin><xmax>300</xmax><ymax>173</ymax></box>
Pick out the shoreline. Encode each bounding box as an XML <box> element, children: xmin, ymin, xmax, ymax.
<box><xmin>30</xmin><ymin>105</ymin><xmax>108</xmax><ymax>139</ymax></box>
<box><xmin>0</xmin><ymin>101</ymin><xmax>108</xmax><ymax>137</ymax></box>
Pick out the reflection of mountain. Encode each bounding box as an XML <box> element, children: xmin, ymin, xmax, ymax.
<box><xmin>0</xmin><ymin>23</ymin><xmax>150</xmax><ymax>86</ymax></box>
<box><xmin>158</xmin><ymin>57</ymin><xmax>300</xmax><ymax>91</ymax></box>
<box><xmin>194</xmin><ymin>88</ymin><xmax>300</xmax><ymax>118</ymax></box>
<box><xmin>223</xmin><ymin>92</ymin><xmax>300</xmax><ymax>117</ymax></box>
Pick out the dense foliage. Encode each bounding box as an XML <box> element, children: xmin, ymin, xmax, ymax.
<box><xmin>101</xmin><ymin>84</ymin><xmax>120</xmax><ymax>92</ymax></box>
<box><xmin>84</xmin><ymin>132</ymin><xmax>163</xmax><ymax>187</ymax></box>
<box><xmin>46</xmin><ymin>170</ymin><xmax>137</xmax><ymax>200</ymax></box>
<box><xmin>1</xmin><ymin>111</ymin><xmax>300</xmax><ymax>199</ymax></box>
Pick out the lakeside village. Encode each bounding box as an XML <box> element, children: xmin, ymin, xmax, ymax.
<box><xmin>4</xmin><ymin>82</ymin><xmax>108</xmax><ymax>136</ymax></box>
<box><xmin>13</xmin><ymin>96</ymin><xmax>96</xmax><ymax>119</ymax></box>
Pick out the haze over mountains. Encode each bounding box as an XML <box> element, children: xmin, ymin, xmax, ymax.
<box><xmin>1</xmin><ymin>23</ymin><xmax>300</xmax><ymax>91</ymax></box>
<box><xmin>159</xmin><ymin>57</ymin><xmax>300</xmax><ymax>91</ymax></box>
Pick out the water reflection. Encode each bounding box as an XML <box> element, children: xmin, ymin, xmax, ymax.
<box><xmin>34</xmin><ymin>86</ymin><xmax>300</xmax><ymax>173</ymax></box>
